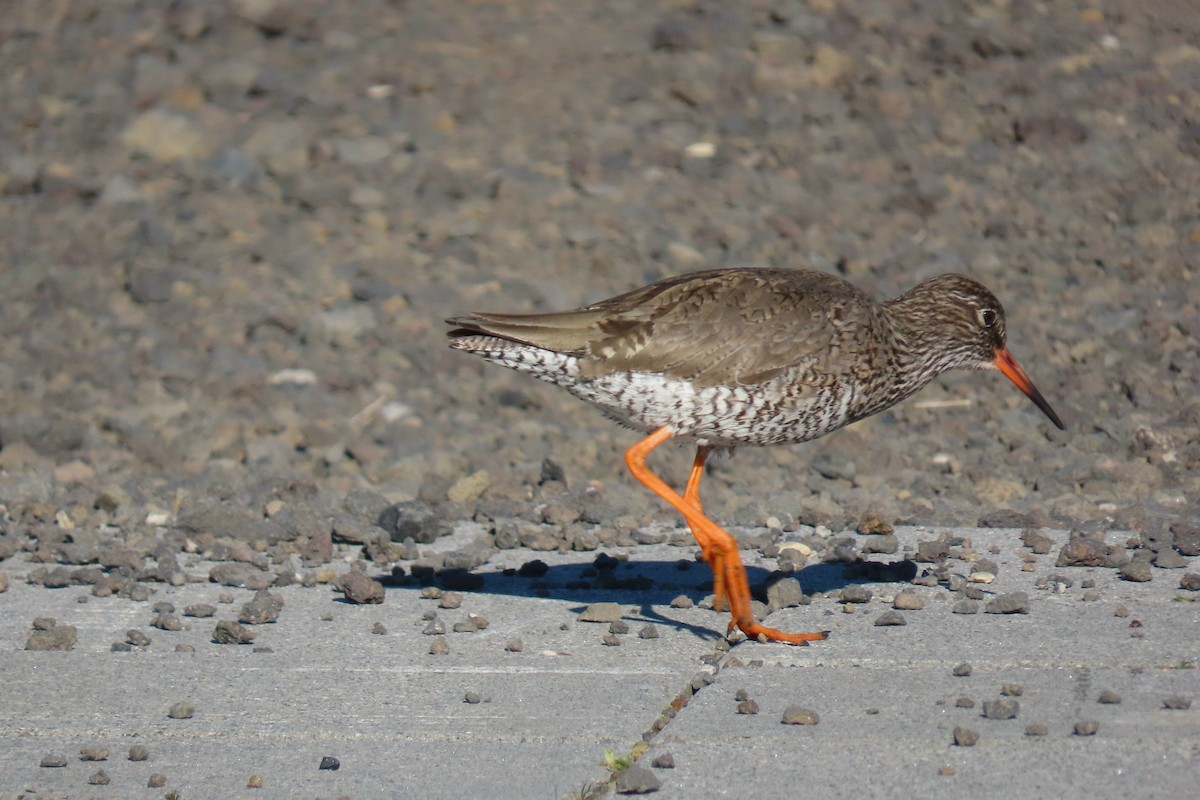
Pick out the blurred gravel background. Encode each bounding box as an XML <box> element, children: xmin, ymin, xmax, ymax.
<box><xmin>1</xmin><ymin>0</ymin><xmax>1198</xmax><ymax>570</ymax></box>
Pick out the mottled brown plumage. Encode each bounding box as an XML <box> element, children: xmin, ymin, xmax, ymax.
<box><xmin>447</xmin><ymin>268</ymin><xmax>1064</xmax><ymax>645</ymax></box>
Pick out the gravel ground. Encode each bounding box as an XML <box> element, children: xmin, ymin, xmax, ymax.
<box><xmin>1</xmin><ymin>0</ymin><xmax>1199</xmax><ymax>792</ymax></box>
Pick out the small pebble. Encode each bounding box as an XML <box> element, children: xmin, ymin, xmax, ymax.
<box><xmin>952</xmin><ymin>600</ymin><xmax>979</xmax><ymax>615</ymax></box>
<box><xmin>1163</xmin><ymin>696</ymin><xmax>1192</xmax><ymax>710</ymax></box>
<box><xmin>175</xmin><ymin>643</ymin><xmax>195</xmax><ymax>653</ymax></box>
<box><xmin>40</xmin><ymin>753</ymin><xmax>68</xmax><ymax>768</ymax></box>
<box><xmin>464</xmin><ymin>692</ymin><xmax>483</xmax><ymax>704</ymax></box>
<box><xmin>938</xmin><ymin>765</ymin><xmax>956</xmax><ymax>776</ymax></box>
<box><xmin>87</xmin><ymin>770</ymin><xmax>110</xmax><ymax>785</ymax></box>
<box><xmin>371</xmin><ymin>622</ymin><xmax>387</xmax><ymax>635</ymax></box>
<box><xmin>874</xmin><ymin>610</ymin><xmax>906</xmax><ymax>626</ymax></box>
<box><xmin>185</xmin><ymin>603</ymin><xmax>216</xmax><ymax>618</ymax></box>
<box><xmin>128</xmin><ymin>745</ymin><xmax>150</xmax><ymax>761</ymax></box>
<box><xmin>1097</xmin><ymin>690</ymin><xmax>1122</xmax><ymax>704</ymax></box>
<box><xmin>615</xmin><ymin>764</ymin><xmax>661</xmax><ymax>794</ymax></box>
<box><xmin>1114</xmin><ymin>605</ymin><xmax>1130</xmax><ymax>617</ymax></box>
<box><xmin>168</xmin><ymin>702</ymin><xmax>195</xmax><ymax>719</ymax></box>
<box><xmin>429</xmin><ymin>636</ymin><xmax>450</xmax><ymax>655</ymax></box>
<box><xmin>840</xmin><ymin>585</ymin><xmax>873</xmax><ymax>604</ymax></box>
<box><xmin>1025</xmin><ymin>723</ymin><xmax>1049</xmax><ymax>736</ymax></box>
<box><xmin>952</xmin><ymin>662</ymin><xmax>973</xmax><ymax>677</ymax></box>
<box><xmin>952</xmin><ymin>726</ymin><xmax>979</xmax><ymax>746</ymax></box>
<box><xmin>148</xmin><ymin>772</ymin><xmax>167</xmax><ymax>787</ymax></box>
<box><xmin>651</xmin><ymin>752</ymin><xmax>675</xmax><ymax>769</ymax></box>
<box><xmin>638</xmin><ymin>624</ymin><xmax>660</xmax><ymax>640</ymax></box>
<box><xmin>602</xmin><ymin>634</ymin><xmax>622</xmax><ymax>646</ymax></box>
<box><xmin>1081</xmin><ymin>590</ymin><xmax>1100</xmax><ymax>602</ymax></box>
<box><xmin>247</xmin><ymin>774</ymin><xmax>263</xmax><ymax>788</ymax></box>
<box><xmin>126</xmin><ymin>629</ymin><xmax>151</xmax><ymax>647</ymax></box>
<box><xmin>438</xmin><ymin>592</ymin><xmax>463</xmax><ymax>609</ymax></box>
<box><xmin>422</xmin><ymin>617</ymin><xmax>446</xmax><ymax>635</ymax></box>
<box><xmin>319</xmin><ymin>756</ymin><xmax>340</xmax><ymax>771</ymax></box>
<box><xmin>736</xmin><ymin>699</ymin><xmax>759</xmax><ymax>715</ymax></box>
<box><xmin>781</xmin><ymin>705</ymin><xmax>820</xmax><ymax>725</ymax></box>
<box><xmin>80</xmin><ymin>746</ymin><xmax>109</xmax><ymax>761</ymax></box>
<box><xmin>892</xmin><ymin>591</ymin><xmax>924</xmax><ymax>610</ymax></box>
<box><xmin>983</xmin><ymin>699</ymin><xmax>1020</xmax><ymax>720</ymax></box>
<box><xmin>213</xmin><ymin>620</ymin><xmax>255</xmax><ymax>644</ymax></box>
<box><xmin>1119</xmin><ymin>561</ymin><xmax>1152</xmax><ymax>582</ymax></box>
<box><xmin>1074</xmin><ymin>719</ymin><xmax>1100</xmax><ymax>736</ymax></box>
<box><xmin>504</xmin><ymin>638</ymin><xmax>524</xmax><ymax>652</ymax></box>
<box><xmin>985</xmin><ymin>592</ymin><xmax>1029</xmax><ymax>614</ymax></box>
<box><xmin>609</xmin><ymin>620</ymin><xmax>630</xmax><ymax>635</ymax></box>
<box><xmin>669</xmin><ymin>595</ymin><xmax>694</xmax><ymax>609</ymax></box>
<box><xmin>955</xmin><ymin>697</ymin><xmax>975</xmax><ymax>709</ymax></box>
<box><xmin>1001</xmin><ymin>683</ymin><xmax>1024</xmax><ymax>697</ymax></box>
<box><xmin>579</xmin><ymin>602</ymin><xmax>622</xmax><ymax>623</ymax></box>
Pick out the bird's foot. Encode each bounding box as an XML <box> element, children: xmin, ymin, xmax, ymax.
<box><xmin>729</xmin><ymin>618</ymin><xmax>830</xmax><ymax>647</ymax></box>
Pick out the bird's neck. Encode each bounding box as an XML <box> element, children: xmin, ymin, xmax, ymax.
<box><xmin>880</xmin><ymin>293</ymin><xmax>953</xmax><ymax>395</ymax></box>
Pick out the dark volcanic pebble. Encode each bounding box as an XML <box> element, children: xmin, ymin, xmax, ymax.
<box><xmin>239</xmin><ymin>589</ymin><xmax>284</xmax><ymax>623</ymax></box>
<box><xmin>874</xmin><ymin>610</ymin><xmax>907</xmax><ymax>626</ymax></box>
<box><xmin>126</xmin><ymin>629</ymin><xmax>151</xmax><ymax>647</ymax></box>
<box><xmin>1074</xmin><ymin>719</ymin><xmax>1100</xmax><ymax>736</ymax></box>
<box><xmin>1119</xmin><ymin>561</ymin><xmax>1153</xmax><ymax>582</ymax></box>
<box><xmin>609</xmin><ymin>619</ymin><xmax>630</xmax><ymax>634</ymax></box>
<box><xmin>213</xmin><ymin>620</ymin><xmax>255</xmax><ymax>644</ymax></box>
<box><xmin>983</xmin><ymin>699</ymin><xmax>1020</xmax><ymax>720</ymax></box>
<box><xmin>952</xmin><ymin>726</ymin><xmax>979</xmax><ymax>746</ymax></box>
<box><xmin>985</xmin><ymin>592</ymin><xmax>1030</xmax><ymax>614</ymax></box>
<box><xmin>953</xmin><ymin>662</ymin><xmax>973</xmax><ymax>677</ymax></box>
<box><xmin>651</xmin><ymin>752</ymin><xmax>675</xmax><ymax>769</ymax></box>
<box><xmin>319</xmin><ymin>755</ymin><xmax>341</xmax><ymax>770</ymax></box>
<box><xmin>209</xmin><ymin>563</ymin><xmax>275</xmax><ymax>590</ymax></box>
<box><xmin>638</xmin><ymin>625</ymin><xmax>660</xmax><ymax>639</ymax></box>
<box><xmin>80</xmin><ymin>746</ymin><xmax>109</xmax><ymax>761</ymax></box>
<box><xmin>40</xmin><ymin>753</ymin><xmax>68</xmax><ymax>768</ymax></box>
<box><xmin>26</xmin><ymin>624</ymin><xmax>78</xmax><ymax>651</ymax></box>
<box><xmin>337</xmin><ymin>570</ymin><xmax>385</xmax><ymax>603</ymax></box>
<box><xmin>781</xmin><ymin>706</ymin><xmax>820</xmax><ymax>725</ymax></box>
<box><xmin>129</xmin><ymin>745</ymin><xmax>150</xmax><ymax>761</ymax></box>
<box><xmin>579</xmin><ymin>602</ymin><xmax>622</xmax><ymax>622</ymax></box>
<box><xmin>151</xmin><ymin>612</ymin><xmax>183</xmax><ymax>631</ymax></box>
<box><xmin>372</xmin><ymin>621</ymin><xmax>387</xmax><ymax>635</ymax></box>
<box><xmin>615</xmin><ymin>764</ymin><xmax>662</xmax><ymax>794</ymax></box>
<box><xmin>185</xmin><ymin>603</ymin><xmax>217</xmax><ymax>617</ymax></box>
<box><xmin>168</xmin><ymin>702</ymin><xmax>195</xmax><ymax>719</ymax></box>
<box><xmin>952</xmin><ymin>600</ymin><xmax>980</xmax><ymax>615</ymax></box>
<box><xmin>840</xmin><ymin>585</ymin><xmax>873</xmax><ymax>604</ymax></box>
<box><xmin>1179</xmin><ymin>573</ymin><xmax>1200</xmax><ymax>591</ymax></box>
<box><xmin>765</xmin><ymin>576</ymin><xmax>804</xmax><ymax>610</ymax></box>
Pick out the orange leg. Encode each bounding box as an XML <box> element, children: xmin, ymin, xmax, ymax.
<box><xmin>625</xmin><ymin>428</ymin><xmax>828</xmax><ymax>646</ymax></box>
<box><xmin>682</xmin><ymin>447</ymin><xmax>728</xmax><ymax>612</ymax></box>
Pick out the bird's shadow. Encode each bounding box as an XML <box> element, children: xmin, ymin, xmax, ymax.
<box><xmin>374</xmin><ymin>554</ymin><xmax>919</xmax><ymax>642</ymax></box>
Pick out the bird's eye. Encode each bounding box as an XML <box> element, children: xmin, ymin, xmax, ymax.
<box><xmin>977</xmin><ymin>308</ymin><xmax>997</xmax><ymax>328</ymax></box>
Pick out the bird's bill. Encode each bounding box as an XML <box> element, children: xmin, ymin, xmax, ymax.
<box><xmin>993</xmin><ymin>349</ymin><xmax>1065</xmax><ymax>430</ymax></box>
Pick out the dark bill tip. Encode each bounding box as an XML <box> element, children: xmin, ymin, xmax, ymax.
<box><xmin>992</xmin><ymin>349</ymin><xmax>1065</xmax><ymax>430</ymax></box>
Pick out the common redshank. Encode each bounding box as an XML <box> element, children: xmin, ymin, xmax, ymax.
<box><xmin>447</xmin><ymin>268</ymin><xmax>1064</xmax><ymax>645</ymax></box>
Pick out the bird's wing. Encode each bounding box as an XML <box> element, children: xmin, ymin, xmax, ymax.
<box><xmin>447</xmin><ymin>269</ymin><xmax>877</xmax><ymax>388</ymax></box>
